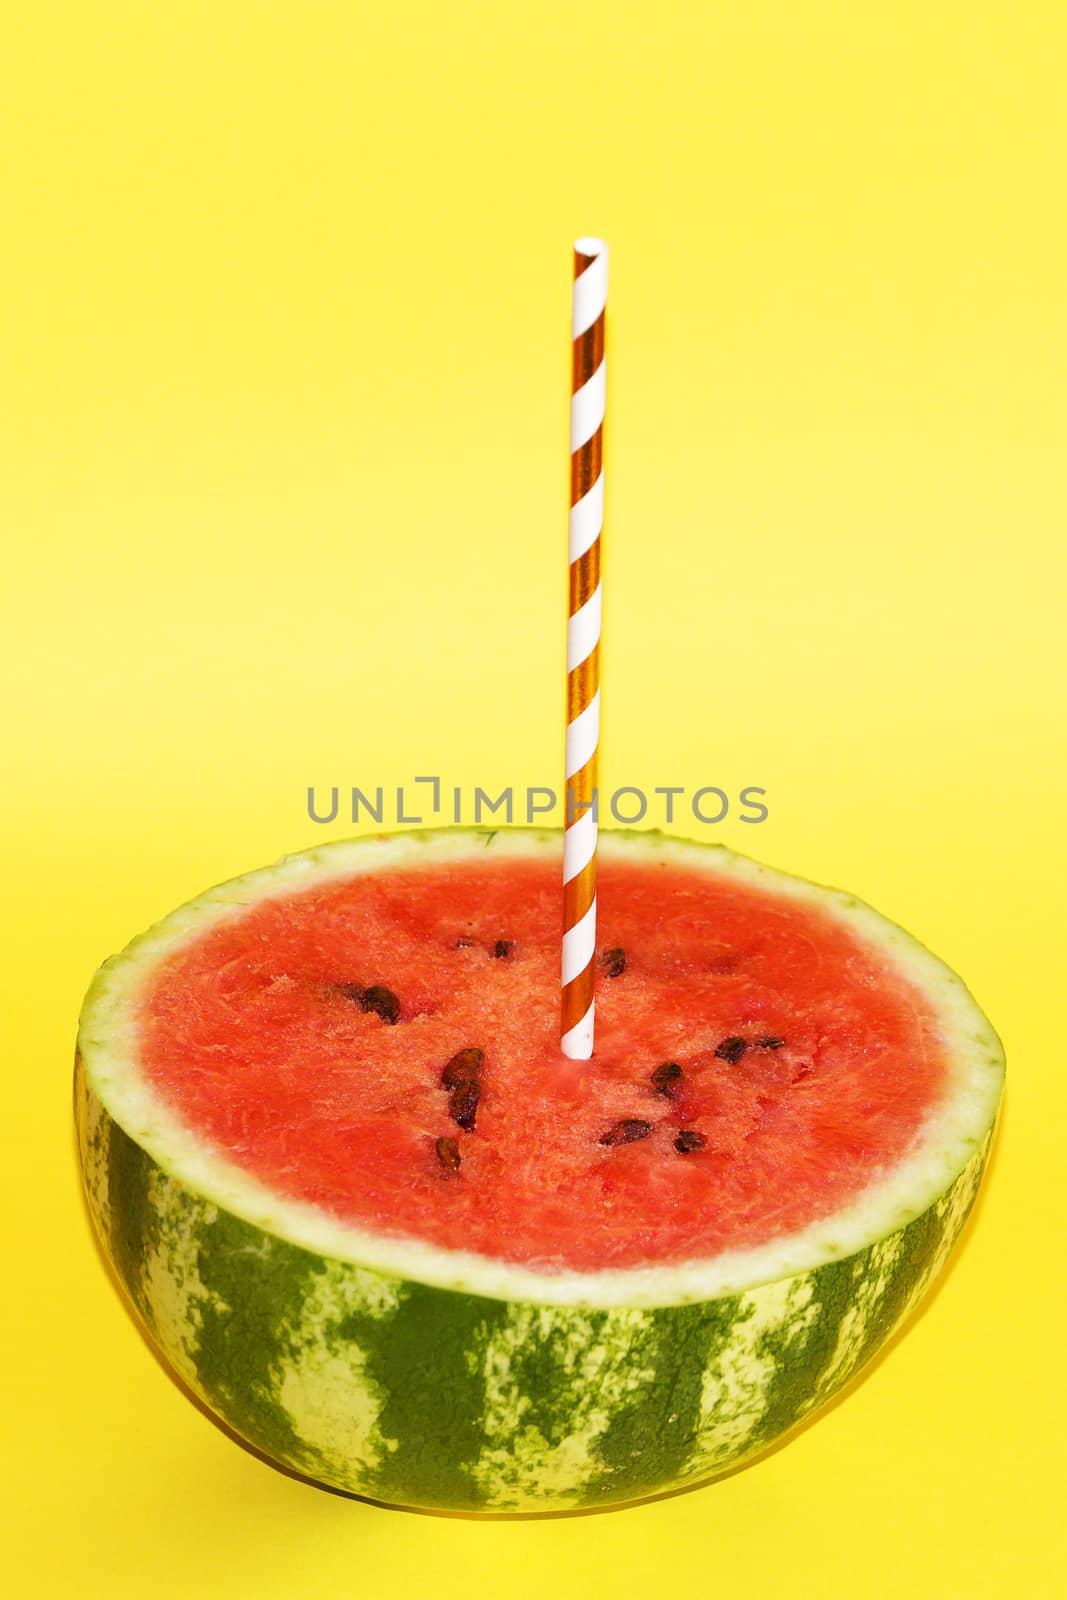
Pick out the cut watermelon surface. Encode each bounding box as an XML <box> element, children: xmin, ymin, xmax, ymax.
<box><xmin>140</xmin><ymin>849</ymin><xmax>947</xmax><ymax>1270</ymax></box>
<box><xmin>76</xmin><ymin>829</ymin><xmax>1003</xmax><ymax>1511</ymax></box>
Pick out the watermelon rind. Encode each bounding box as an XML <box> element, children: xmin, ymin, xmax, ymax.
<box><xmin>75</xmin><ymin>828</ymin><xmax>1004</xmax><ymax>1512</ymax></box>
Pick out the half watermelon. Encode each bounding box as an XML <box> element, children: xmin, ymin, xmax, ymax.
<box><xmin>75</xmin><ymin>829</ymin><xmax>1003</xmax><ymax>1512</ymax></box>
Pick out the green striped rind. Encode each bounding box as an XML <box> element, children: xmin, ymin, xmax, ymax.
<box><xmin>77</xmin><ymin>1056</ymin><xmax>994</xmax><ymax>1512</ymax></box>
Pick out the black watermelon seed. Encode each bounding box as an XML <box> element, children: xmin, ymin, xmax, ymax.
<box><xmin>759</xmin><ymin>1036</ymin><xmax>785</xmax><ymax>1050</ymax></box>
<box><xmin>674</xmin><ymin>1129</ymin><xmax>707</xmax><ymax>1154</ymax></box>
<box><xmin>449</xmin><ymin>1080</ymin><xmax>481</xmax><ymax>1131</ymax></box>
<box><xmin>650</xmin><ymin>1061</ymin><xmax>683</xmax><ymax>1097</ymax></box>
<box><xmin>493</xmin><ymin>939</ymin><xmax>513</xmax><ymax>959</ymax></box>
<box><xmin>435</xmin><ymin>1136</ymin><xmax>461</xmax><ymax>1171</ymax></box>
<box><xmin>360</xmin><ymin>985</ymin><xmax>401</xmax><ymax>1024</ymax></box>
<box><xmin>599</xmin><ymin>1118</ymin><xmax>654</xmax><ymax>1147</ymax></box>
<box><xmin>598</xmin><ymin>947</ymin><xmax>627</xmax><ymax>978</ymax></box>
<box><xmin>714</xmin><ymin>1036</ymin><xmax>748</xmax><ymax>1063</ymax></box>
<box><xmin>440</xmin><ymin>1047</ymin><xmax>484</xmax><ymax>1089</ymax></box>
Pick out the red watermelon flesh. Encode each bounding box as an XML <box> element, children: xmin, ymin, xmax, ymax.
<box><xmin>137</xmin><ymin>853</ymin><xmax>947</xmax><ymax>1272</ymax></box>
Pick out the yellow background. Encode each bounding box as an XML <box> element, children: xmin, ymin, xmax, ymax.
<box><xmin>3</xmin><ymin>2</ymin><xmax>1065</xmax><ymax>1594</ymax></box>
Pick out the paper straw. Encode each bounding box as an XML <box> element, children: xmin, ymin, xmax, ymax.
<box><xmin>561</xmin><ymin>237</ymin><xmax>606</xmax><ymax>1059</ymax></box>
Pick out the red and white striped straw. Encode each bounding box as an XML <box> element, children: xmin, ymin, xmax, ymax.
<box><xmin>561</xmin><ymin>237</ymin><xmax>607</xmax><ymax>1059</ymax></box>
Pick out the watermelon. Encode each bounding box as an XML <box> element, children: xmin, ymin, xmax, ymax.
<box><xmin>75</xmin><ymin>828</ymin><xmax>1003</xmax><ymax>1512</ymax></box>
